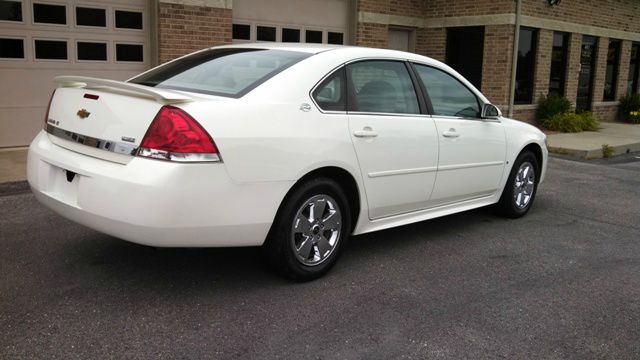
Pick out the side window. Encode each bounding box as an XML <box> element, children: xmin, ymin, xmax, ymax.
<box><xmin>347</xmin><ymin>61</ymin><xmax>420</xmax><ymax>114</ymax></box>
<box><xmin>312</xmin><ymin>67</ymin><xmax>346</xmax><ymax>111</ymax></box>
<box><xmin>414</xmin><ymin>64</ymin><xmax>480</xmax><ymax>118</ymax></box>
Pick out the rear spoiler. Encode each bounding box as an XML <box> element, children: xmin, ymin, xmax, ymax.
<box><xmin>54</xmin><ymin>76</ymin><xmax>193</xmax><ymax>104</ymax></box>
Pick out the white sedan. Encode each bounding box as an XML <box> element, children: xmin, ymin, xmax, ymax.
<box><xmin>27</xmin><ymin>44</ymin><xmax>547</xmax><ymax>280</ymax></box>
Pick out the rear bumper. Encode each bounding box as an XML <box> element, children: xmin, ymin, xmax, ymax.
<box><xmin>27</xmin><ymin>131</ymin><xmax>293</xmax><ymax>247</ymax></box>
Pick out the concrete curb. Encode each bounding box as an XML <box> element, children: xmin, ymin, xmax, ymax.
<box><xmin>0</xmin><ymin>181</ymin><xmax>30</xmax><ymax>197</ymax></box>
<box><xmin>549</xmin><ymin>141</ymin><xmax>640</xmax><ymax>159</ymax></box>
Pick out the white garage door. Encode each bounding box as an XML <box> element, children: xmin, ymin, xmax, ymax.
<box><xmin>231</xmin><ymin>0</ymin><xmax>349</xmax><ymax>45</ymax></box>
<box><xmin>0</xmin><ymin>0</ymin><xmax>150</xmax><ymax>147</ymax></box>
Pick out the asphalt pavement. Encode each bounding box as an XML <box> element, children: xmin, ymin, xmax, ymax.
<box><xmin>1</xmin><ymin>156</ymin><xmax>639</xmax><ymax>359</ymax></box>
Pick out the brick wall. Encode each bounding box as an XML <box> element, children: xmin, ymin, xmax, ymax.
<box><xmin>158</xmin><ymin>3</ymin><xmax>231</xmax><ymax>64</ymax></box>
<box><xmin>532</xmin><ymin>29</ymin><xmax>553</xmax><ymax>103</ymax></box>
<box><xmin>355</xmin><ymin>22</ymin><xmax>389</xmax><ymax>48</ymax></box>
<box><xmin>522</xmin><ymin>0</ymin><xmax>640</xmax><ymax>33</ymax></box>
<box><xmin>617</xmin><ymin>41</ymin><xmax>633</xmax><ymax>100</ymax></box>
<box><xmin>562</xmin><ymin>33</ymin><xmax>583</xmax><ymax>107</ymax></box>
<box><xmin>415</xmin><ymin>28</ymin><xmax>445</xmax><ymax>61</ymax></box>
<box><xmin>593</xmin><ymin>104</ymin><xmax>618</xmax><ymax>122</ymax></box>
<box><xmin>481</xmin><ymin>25</ymin><xmax>515</xmax><ymax>107</ymax></box>
<box><xmin>422</xmin><ymin>0</ymin><xmax>515</xmax><ymax>18</ymax></box>
<box><xmin>592</xmin><ymin>37</ymin><xmax>609</xmax><ymax>104</ymax></box>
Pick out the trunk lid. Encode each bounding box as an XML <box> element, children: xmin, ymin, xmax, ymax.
<box><xmin>46</xmin><ymin>76</ymin><xmax>197</xmax><ymax>163</ymax></box>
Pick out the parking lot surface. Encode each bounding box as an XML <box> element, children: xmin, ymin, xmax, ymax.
<box><xmin>1</xmin><ymin>156</ymin><xmax>639</xmax><ymax>359</ymax></box>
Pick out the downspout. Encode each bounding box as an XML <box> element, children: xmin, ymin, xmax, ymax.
<box><xmin>508</xmin><ymin>0</ymin><xmax>522</xmax><ymax>117</ymax></box>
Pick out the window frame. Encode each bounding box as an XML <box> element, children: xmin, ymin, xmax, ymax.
<box><xmin>603</xmin><ymin>39</ymin><xmax>621</xmax><ymax>101</ymax></box>
<box><xmin>344</xmin><ymin>59</ymin><xmax>426</xmax><ymax>116</ymax></box>
<box><xmin>410</xmin><ymin>62</ymin><xmax>483</xmax><ymax>120</ymax></box>
<box><xmin>32</xmin><ymin>1</ymin><xmax>68</xmax><ymax>26</ymax></box>
<box><xmin>74</xmin><ymin>5</ymin><xmax>107</xmax><ymax>29</ymax></box>
<box><xmin>0</xmin><ymin>36</ymin><xmax>26</xmax><ymax>61</ymax></box>
<box><xmin>76</xmin><ymin>40</ymin><xmax>108</xmax><ymax>62</ymax></box>
<box><xmin>514</xmin><ymin>26</ymin><xmax>538</xmax><ymax>105</ymax></box>
<box><xmin>114</xmin><ymin>42</ymin><xmax>144</xmax><ymax>63</ymax></box>
<box><xmin>33</xmin><ymin>37</ymin><xmax>68</xmax><ymax>62</ymax></box>
<box><xmin>113</xmin><ymin>7</ymin><xmax>144</xmax><ymax>31</ymax></box>
<box><xmin>630</xmin><ymin>42</ymin><xmax>640</xmax><ymax>96</ymax></box>
<box><xmin>0</xmin><ymin>0</ymin><xmax>24</xmax><ymax>24</ymax></box>
<box><xmin>548</xmin><ymin>31</ymin><xmax>569</xmax><ymax>97</ymax></box>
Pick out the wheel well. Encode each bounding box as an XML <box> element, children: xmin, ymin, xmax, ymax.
<box><xmin>291</xmin><ymin>167</ymin><xmax>361</xmax><ymax>232</ymax></box>
<box><xmin>521</xmin><ymin>143</ymin><xmax>543</xmax><ymax>174</ymax></box>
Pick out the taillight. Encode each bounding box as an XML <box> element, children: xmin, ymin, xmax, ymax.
<box><xmin>137</xmin><ymin>105</ymin><xmax>220</xmax><ymax>162</ymax></box>
<box><xmin>43</xmin><ymin>90</ymin><xmax>56</xmax><ymax>129</ymax></box>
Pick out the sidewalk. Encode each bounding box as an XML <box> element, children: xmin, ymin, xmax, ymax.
<box><xmin>0</xmin><ymin>147</ymin><xmax>27</xmax><ymax>184</ymax></box>
<box><xmin>1</xmin><ymin>122</ymin><xmax>639</xmax><ymax>185</ymax></box>
<box><xmin>546</xmin><ymin>122</ymin><xmax>640</xmax><ymax>159</ymax></box>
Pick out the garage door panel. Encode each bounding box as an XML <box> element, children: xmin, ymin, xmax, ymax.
<box><xmin>0</xmin><ymin>0</ymin><xmax>149</xmax><ymax>147</ymax></box>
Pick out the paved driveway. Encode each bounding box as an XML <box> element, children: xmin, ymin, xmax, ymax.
<box><xmin>1</xmin><ymin>156</ymin><xmax>639</xmax><ymax>359</ymax></box>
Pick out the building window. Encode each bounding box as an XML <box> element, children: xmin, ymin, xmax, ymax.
<box><xmin>282</xmin><ymin>28</ymin><xmax>300</xmax><ymax>43</ymax></box>
<box><xmin>306</xmin><ymin>30</ymin><xmax>322</xmax><ymax>44</ymax></box>
<box><xmin>0</xmin><ymin>38</ymin><xmax>23</xmax><ymax>58</ymax></box>
<box><xmin>548</xmin><ymin>32</ymin><xmax>569</xmax><ymax>97</ymax></box>
<box><xmin>232</xmin><ymin>24</ymin><xmax>250</xmax><ymax>40</ymax></box>
<box><xmin>33</xmin><ymin>3</ymin><xmax>66</xmax><ymax>25</ymax></box>
<box><xmin>35</xmin><ymin>39</ymin><xmax>67</xmax><ymax>60</ymax></box>
<box><xmin>629</xmin><ymin>43</ymin><xmax>640</xmax><ymax>95</ymax></box>
<box><xmin>77</xmin><ymin>41</ymin><xmax>107</xmax><ymax>61</ymax></box>
<box><xmin>256</xmin><ymin>26</ymin><xmax>275</xmax><ymax>42</ymax></box>
<box><xmin>328</xmin><ymin>32</ymin><xmax>343</xmax><ymax>45</ymax></box>
<box><xmin>76</xmin><ymin>7</ymin><xmax>106</xmax><ymax>27</ymax></box>
<box><xmin>0</xmin><ymin>0</ymin><xmax>22</xmax><ymax>21</ymax></box>
<box><xmin>115</xmin><ymin>43</ymin><xmax>143</xmax><ymax>62</ymax></box>
<box><xmin>604</xmin><ymin>40</ymin><xmax>621</xmax><ymax>101</ymax></box>
<box><xmin>515</xmin><ymin>27</ymin><xmax>538</xmax><ymax>104</ymax></box>
<box><xmin>115</xmin><ymin>10</ymin><xmax>142</xmax><ymax>29</ymax></box>
<box><xmin>446</xmin><ymin>26</ymin><xmax>485</xmax><ymax>90</ymax></box>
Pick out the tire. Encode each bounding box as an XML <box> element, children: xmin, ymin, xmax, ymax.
<box><xmin>496</xmin><ymin>150</ymin><xmax>539</xmax><ymax>218</ymax></box>
<box><xmin>265</xmin><ymin>177</ymin><xmax>351</xmax><ymax>281</ymax></box>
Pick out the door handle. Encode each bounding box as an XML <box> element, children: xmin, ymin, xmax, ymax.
<box><xmin>354</xmin><ymin>127</ymin><xmax>378</xmax><ymax>138</ymax></box>
<box><xmin>442</xmin><ymin>128</ymin><xmax>460</xmax><ymax>138</ymax></box>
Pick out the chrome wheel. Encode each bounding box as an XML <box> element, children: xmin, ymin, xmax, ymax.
<box><xmin>291</xmin><ymin>194</ymin><xmax>342</xmax><ymax>266</ymax></box>
<box><xmin>513</xmin><ymin>161</ymin><xmax>535</xmax><ymax>209</ymax></box>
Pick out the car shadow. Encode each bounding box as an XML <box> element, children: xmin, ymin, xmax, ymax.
<box><xmin>67</xmin><ymin>205</ymin><xmax>505</xmax><ymax>291</ymax></box>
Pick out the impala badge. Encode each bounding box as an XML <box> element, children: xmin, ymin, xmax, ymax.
<box><xmin>77</xmin><ymin>109</ymin><xmax>90</xmax><ymax>119</ymax></box>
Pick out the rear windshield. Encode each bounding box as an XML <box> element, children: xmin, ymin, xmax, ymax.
<box><xmin>130</xmin><ymin>48</ymin><xmax>311</xmax><ymax>98</ymax></box>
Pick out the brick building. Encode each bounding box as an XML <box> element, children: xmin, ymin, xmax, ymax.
<box><xmin>1</xmin><ymin>0</ymin><xmax>639</xmax><ymax>147</ymax></box>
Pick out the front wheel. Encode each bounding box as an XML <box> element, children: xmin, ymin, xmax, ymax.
<box><xmin>496</xmin><ymin>151</ymin><xmax>539</xmax><ymax>218</ymax></box>
<box><xmin>265</xmin><ymin>177</ymin><xmax>351</xmax><ymax>281</ymax></box>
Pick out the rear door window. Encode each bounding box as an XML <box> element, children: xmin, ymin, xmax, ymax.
<box><xmin>347</xmin><ymin>60</ymin><xmax>420</xmax><ymax>114</ymax></box>
<box><xmin>131</xmin><ymin>49</ymin><xmax>310</xmax><ymax>98</ymax></box>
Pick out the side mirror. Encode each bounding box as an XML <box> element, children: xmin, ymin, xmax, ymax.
<box><xmin>481</xmin><ymin>103</ymin><xmax>502</xmax><ymax>119</ymax></box>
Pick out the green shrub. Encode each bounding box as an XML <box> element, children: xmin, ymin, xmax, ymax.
<box><xmin>542</xmin><ymin>111</ymin><xmax>599</xmax><ymax>133</ymax></box>
<box><xmin>577</xmin><ymin>111</ymin><xmax>599</xmax><ymax>131</ymax></box>
<box><xmin>602</xmin><ymin>144</ymin><xmax>615</xmax><ymax>158</ymax></box>
<box><xmin>618</xmin><ymin>94</ymin><xmax>640</xmax><ymax>123</ymax></box>
<box><xmin>536</xmin><ymin>95</ymin><xmax>572</xmax><ymax>123</ymax></box>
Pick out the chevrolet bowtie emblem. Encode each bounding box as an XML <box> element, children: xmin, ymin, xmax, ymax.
<box><xmin>77</xmin><ymin>109</ymin><xmax>90</xmax><ymax>119</ymax></box>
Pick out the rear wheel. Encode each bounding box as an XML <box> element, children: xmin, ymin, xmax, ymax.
<box><xmin>497</xmin><ymin>151</ymin><xmax>539</xmax><ymax>218</ymax></box>
<box><xmin>265</xmin><ymin>178</ymin><xmax>351</xmax><ymax>281</ymax></box>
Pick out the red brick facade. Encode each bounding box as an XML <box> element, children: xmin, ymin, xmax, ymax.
<box><xmin>158</xmin><ymin>2</ymin><xmax>232</xmax><ymax>64</ymax></box>
<box><xmin>152</xmin><ymin>0</ymin><xmax>640</xmax><ymax>124</ymax></box>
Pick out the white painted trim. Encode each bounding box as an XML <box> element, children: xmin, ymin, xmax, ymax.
<box><xmin>158</xmin><ymin>0</ymin><xmax>232</xmax><ymax>9</ymax></box>
<box><xmin>357</xmin><ymin>11</ymin><xmax>640</xmax><ymax>42</ymax></box>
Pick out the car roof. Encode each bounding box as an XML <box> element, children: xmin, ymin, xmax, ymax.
<box><xmin>210</xmin><ymin>43</ymin><xmax>432</xmax><ymax>62</ymax></box>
